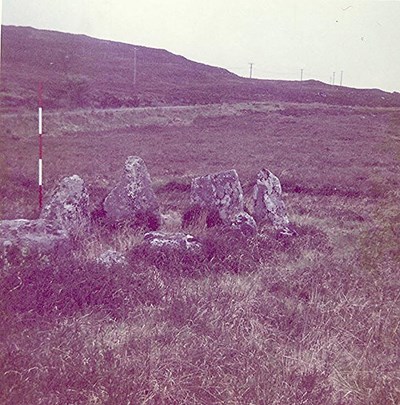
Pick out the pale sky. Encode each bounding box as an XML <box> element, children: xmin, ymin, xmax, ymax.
<box><xmin>2</xmin><ymin>0</ymin><xmax>400</xmax><ymax>92</ymax></box>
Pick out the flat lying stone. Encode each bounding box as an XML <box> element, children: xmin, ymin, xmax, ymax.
<box><xmin>1</xmin><ymin>219</ymin><xmax>70</xmax><ymax>267</ymax></box>
<box><xmin>144</xmin><ymin>231</ymin><xmax>202</xmax><ymax>253</ymax></box>
<box><xmin>97</xmin><ymin>249</ymin><xmax>128</xmax><ymax>268</ymax></box>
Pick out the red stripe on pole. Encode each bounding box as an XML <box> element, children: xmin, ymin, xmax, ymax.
<box><xmin>39</xmin><ymin>185</ymin><xmax>43</xmax><ymax>211</ymax></box>
<box><xmin>39</xmin><ymin>114</ymin><xmax>43</xmax><ymax>158</ymax></box>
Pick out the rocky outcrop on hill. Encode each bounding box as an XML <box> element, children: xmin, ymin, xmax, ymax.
<box><xmin>40</xmin><ymin>174</ymin><xmax>90</xmax><ymax>234</ymax></box>
<box><xmin>103</xmin><ymin>156</ymin><xmax>160</xmax><ymax>229</ymax></box>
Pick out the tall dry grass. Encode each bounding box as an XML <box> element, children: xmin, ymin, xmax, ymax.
<box><xmin>1</xmin><ymin>103</ymin><xmax>399</xmax><ymax>404</ymax></box>
<box><xmin>1</xmin><ymin>191</ymin><xmax>399</xmax><ymax>404</ymax></box>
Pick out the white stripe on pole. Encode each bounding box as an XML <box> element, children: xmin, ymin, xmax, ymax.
<box><xmin>39</xmin><ymin>107</ymin><xmax>43</xmax><ymax>135</ymax></box>
<box><xmin>38</xmin><ymin>159</ymin><xmax>43</xmax><ymax>186</ymax></box>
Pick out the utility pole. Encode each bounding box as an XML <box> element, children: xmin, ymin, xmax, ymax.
<box><xmin>249</xmin><ymin>63</ymin><xmax>254</xmax><ymax>79</ymax></box>
<box><xmin>332</xmin><ymin>71</ymin><xmax>336</xmax><ymax>85</ymax></box>
<box><xmin>340</xmin><ymin>70</ymin><xmax>344</xmax><ymax>86</ymax></box>
<box><xmin>300</xmin><ymin>68</ymin><xmax>304</xmax><ymax>82</ymax></box>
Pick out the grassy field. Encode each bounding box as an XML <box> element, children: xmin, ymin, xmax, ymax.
<box><xmin>1</xmin><ymin>101</ymin><xmax>400</xmax><ymax>404</ymax></box>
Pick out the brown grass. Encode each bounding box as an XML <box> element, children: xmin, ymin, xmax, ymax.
<box><xmin>1</xmin><ymin>102</ymin><xmax>399</xmax><ymax>404</ymax></box>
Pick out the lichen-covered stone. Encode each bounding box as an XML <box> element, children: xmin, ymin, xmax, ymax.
<box><xmin>231</xmin><ymin>212</ymin><xmax>258</xmax><ymax>237</ymax></box>
<box><xmin>1</xmin><ymin>219</ymin><xmax>70</xmax><ymax>267</ymax></box>
<box><xmin>190</xmin><ymin>169</ymin><xmax>244</xmax><ymax>224</ymax></box>
<box><xmin>97</xmin><ymin>249</ymin><xmax>128</xmax><ymax>268</ymax></box>
<box><xmin>103</xmin><ymin>156</ymin><xmax>160</xmax><ymax>228</ymax></box>
<box><xmin>40</xmin><ymin>175</ymin><xmax>90</xmax><ymax>234</ymax></box>
<box><xmin>144</xmin><ymin>231</ymin><xmax>202</xmax><ymax>253</ymax></box>
<box><xmin>253</xmin><ymin>169</ymin><xmax>290</xmax><ymax>230</ymax></box>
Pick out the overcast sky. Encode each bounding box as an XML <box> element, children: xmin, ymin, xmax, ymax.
<box><xmin>2</xmin><ymin>0</ymin><xmax>400</xmax><ymax>92</ymax></box>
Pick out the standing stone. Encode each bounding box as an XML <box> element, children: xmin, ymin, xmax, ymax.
<box><xmin>103</xmin><ymin>156</ymin><xmax>160</xmax><ymax>228</ymax></box>
<box><xmin>253</xmin><ymin>169</ymin><xmax>290</xmax><ymax>230</ymax></box>
<box><xmin>190</xmin><ymin>169</ymin><xmax>244</xmax><ymax>224</ymax></box>
<box><xmin>40</xmin><ymin>175</ymin><xmax>90</xmax><ymax>234</ymax></box>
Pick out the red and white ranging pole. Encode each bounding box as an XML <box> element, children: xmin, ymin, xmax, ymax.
<box><xmin>38</xmin><ymin>82</ymin><xmax>43</xmax><ymax>211</ymax></box>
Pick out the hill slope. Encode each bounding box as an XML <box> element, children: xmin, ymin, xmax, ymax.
<box><xmin>1</xmin><ymin>25</ymin><xmax>400</xmax><ymax>110</ymax></box>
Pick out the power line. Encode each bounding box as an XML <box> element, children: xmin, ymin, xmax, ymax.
<box><xmin>229</xmin><ymin>64</ymin><xmax>346</xmax><ymax>85</ymax></box>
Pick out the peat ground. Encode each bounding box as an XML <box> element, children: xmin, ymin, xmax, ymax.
<box><xmin>1</xmin><ymin>101</ymin><xmax>399</xmax><ymax>404</ymax></box>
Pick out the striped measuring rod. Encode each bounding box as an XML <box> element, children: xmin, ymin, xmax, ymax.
<box><xmin>38</xmin><ymin>82</ymin><xmax>43</xmax><ymax>210</ymax></box>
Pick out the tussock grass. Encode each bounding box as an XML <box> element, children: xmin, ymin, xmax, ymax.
<box><xmin>72</xmin><ymin>225</ymin><xmax>146</xmax><ymax>264</ymax></box>
<box><xmin>1</xmin><ymin>205</ymin><xmax>399</xmax><ymax>404</ymax></box>
<box><xmin>1</xmin><ymin>103</ymin><xmax>399</xmax><ymax>404</ymax></box>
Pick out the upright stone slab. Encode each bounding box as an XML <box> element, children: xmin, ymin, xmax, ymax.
<box><xmin>190</xmin><ymin>169</ymin><xmax>244</xmax><ymax>224</ymax></box>
<box><xmin>40</xmin><ymin>175</ymin><xmax>90</xmax><ymax>234</ymax></box>
<box><xmin>103</xmin><ymin>156</ymin><xmax>160</xmax><ymax>228</ymax></box>
<box><xmin>253</xmin><ymin>169</ymin><xmax>290</xmax><ymax>229</ymax></box>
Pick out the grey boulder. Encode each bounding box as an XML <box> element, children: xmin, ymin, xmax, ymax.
<box><xmin>97</xmin><ymin>249</ymin><xmax>128</xmax><ymax>267</ymax></box>
<box><xmin>253</xmin><ymin>169</ymin><xmax>290</xmax><ymax>230</ymax></box>
<box><xmin>40</xmin><ymin>174</ymin><xmax>90</xmax><ymax>234</ymax></box>
<box><xmin>103</xmin><ymin>156</ymin><xmax>160</xmax><ymax>228</ymax></box>
<box><xmin>190</xmin><ymin>169</ymin><xmax>244</xmax><ymax>224</ymax></box>
<box><xmin>231</xmin><ymin>212</ymin><xmax>258</xmax><ymax>237</ymax></box>
<box><xmin>144</xmin><ymin>231</ymin><xmax>202</xmax><ymax>253</ymax></box>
